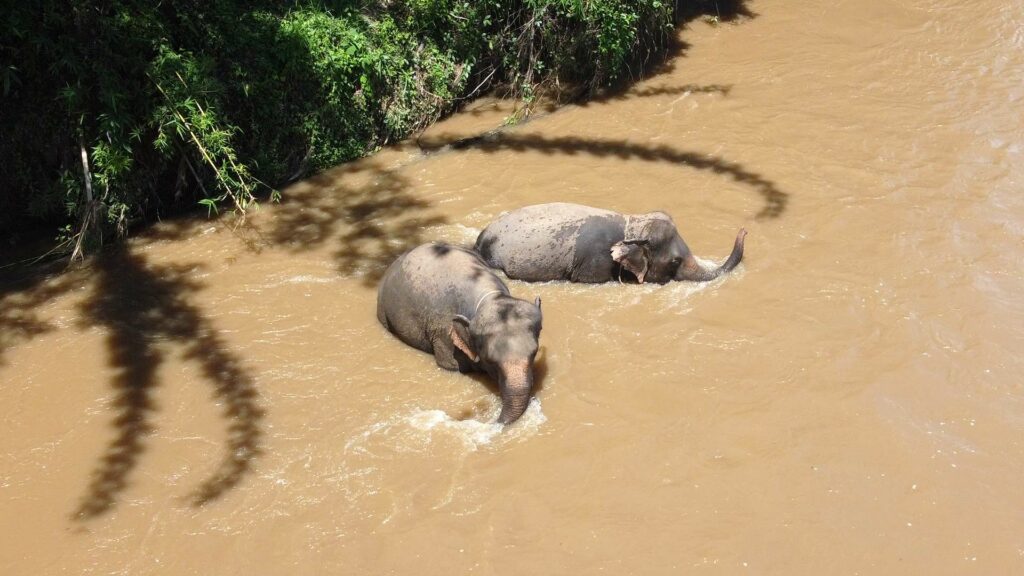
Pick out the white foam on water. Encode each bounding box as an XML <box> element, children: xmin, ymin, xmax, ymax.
<box><xmin>283</xmin><ymin>274</ymin><xmax>338</xmax><ymax>284</ymax></box>
<box><xmin>406</xmin><ymin>398</ymin><xmax>547</xmax><ymax>450</ymax></box>
<box><xmin>331</xmin><ymin>399</ymin><xmax>547</xmax><ymax>522</ymax></box>
<box><xmin>343</xmin><ymin>398</ymin><xmax>547</xmax><ymax>458</ymax></box>
<box><xmin>255</xmin><ymin>274</ymin><xmax>340</xmax><ymax>290</ymax></box>
<box><xmin>510</xmin><ymin>256</ymin><xmax>737</xmax><ymax>316</ymax></box>
<box><xmin>407</xmin><ymin>410</ymin><xmax>505</xmax><ymax>447</ymax></box>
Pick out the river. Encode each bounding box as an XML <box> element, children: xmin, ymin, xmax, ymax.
<box><xmin>2</xmin><ymin>0</ymin><xmax>1023</xmax><ymax>573</ymax></box>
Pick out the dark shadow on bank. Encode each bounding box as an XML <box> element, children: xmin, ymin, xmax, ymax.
<box><xmin>536</xmin><ymin>0</ymin><xmax>754</xmax><ymax>106</ymax></box>
<box><xmin>73</xmin><ymin>247</ymin><xmax>263</xmax><ymax>520</ymax></box>
<box><xmin>412</xmin><ymin>0</ymin><xmax>754</xmax><ymax>147</ymax></box>
<box><xmin>675</xmin><ymin>0</ymin><xmax>757</xmax><ymax>23</ymax></box>
<box><xmin>572</xmin><ymin>0</ymin><xmax>756</xmax><ymax>105</ymax></box>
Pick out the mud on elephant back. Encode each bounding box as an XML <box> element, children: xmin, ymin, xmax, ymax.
<box><xmin>474</xmin><ymin>203</ymin><xmax>746</xmax><ymax>284</ymax></box>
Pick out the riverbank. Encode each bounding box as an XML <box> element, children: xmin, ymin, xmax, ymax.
<box><xmin>1</xmin><ymin>1</ymin><xmax>751</xmax><ymax>260</ymax></box>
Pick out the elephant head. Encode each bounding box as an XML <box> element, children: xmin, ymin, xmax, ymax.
<box><xmin>449</xmin><ymin>296</ymin><xmax>543</xmax><ymax>424</ymax></box>
<box><xmin>611</xmin><ymin>214</ymin><xmax>747</xmax><ymax>284</ymax></box>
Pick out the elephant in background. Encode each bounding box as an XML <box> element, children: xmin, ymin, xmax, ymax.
<box><xmin>475</xmin><ymin>202</ymin><xmax>746</xmax><ymax>284</ymax></box>
<box><xmin>377</xmin><ymin>243</ymin><xmax>543</xmax><ymax>425</ymax></box>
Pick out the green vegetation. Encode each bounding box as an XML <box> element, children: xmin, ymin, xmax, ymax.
<box><xmin>1</xmin><ymin>1</ymin><xmax>681</xmax><ymax>254</ymax></box>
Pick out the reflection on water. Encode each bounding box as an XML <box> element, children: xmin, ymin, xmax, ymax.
<box><xmin>3</xmin><ymin>0</ymin><xmax>1024</xmax><ymax>573</ymax></box>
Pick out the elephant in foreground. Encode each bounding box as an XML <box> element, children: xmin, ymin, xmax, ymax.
<box><xmin>475</xmin><ymin>202</ymin><xmax>746</xmax><ymax>284</ymax></box>
<box><xmin>377</xmin><ymin>243</ymin><xmax>543</xmax><ymax>425</ymax></box>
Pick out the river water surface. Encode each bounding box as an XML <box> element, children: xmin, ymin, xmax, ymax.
<box><xmin>3</xmin><ymin>1</ymin><xmax>1024</xmax><ymax>573</ymax></box>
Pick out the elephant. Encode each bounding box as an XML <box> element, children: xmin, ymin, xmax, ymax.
<box><xmin>377</xmin><ymin>242</ymin><xmax>543</xmax><ymax>425</ymax></box>
<box><xmin>474</xmin><ymin>202</ymin><xmax>747</xmax><ymax>284</ymax></box>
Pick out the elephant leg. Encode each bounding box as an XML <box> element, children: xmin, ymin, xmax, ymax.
<box><xmin>569</xmin><ymin>215</ymin><xmax>626</xmax><ymax>282</ymax></box>
<box><xmin>570</xmin><ymin>251</ymin><xmax>618</xmax><ymax>283</ymax></box>
<box><xmin>431</xmin><ymin>336</ymin><xmax>460</xmax><ymax>371</ymax></box>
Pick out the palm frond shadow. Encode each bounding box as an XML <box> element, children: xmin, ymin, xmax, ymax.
<box><xmin>269</xmin><ymin>162</ymin><xmax>448</xmax><ymax>287</ymax></box>
<box><xmin>73</xmin><ymin>248</ymin><xmax>263</xmax><ymax>519</ymax></box>
<box><xmin>434</xmin><ymin>133</ymin><xmax>788</xmax><ymax>219</ymax></box>
<box><xmin>0</xmin><ymin>265</ymin><xmax>77</xmax><ymax>366</ymax></box>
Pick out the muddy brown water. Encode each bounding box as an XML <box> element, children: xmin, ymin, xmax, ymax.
<box><xmin>3</xmin><ymin>1</ymin><xmax>1024</xmax><ymax>573</ymax></box>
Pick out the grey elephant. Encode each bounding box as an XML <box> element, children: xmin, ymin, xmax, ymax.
<box><xmin>377</xmin><ymin>242</ymin><xmax>543</xmax><ymax>425</ymax></box>
<box><xmin>474</xmin><ymin>202</ymin><xmax>746</xmax><ymax>284</ymax></box>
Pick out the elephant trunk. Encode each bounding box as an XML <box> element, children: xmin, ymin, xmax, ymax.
<box><xmin>496</xmin><ymin>360</ymin><xmax>534</xmax><ymax>425</ymax></box>
<box><xmin>676</xmin><ymin>228</ymin><xmax>747</xmax><ymax>282</ymax></box>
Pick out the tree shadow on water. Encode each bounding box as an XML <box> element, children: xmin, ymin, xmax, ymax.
<box><xmin>0</xmin><ymin>264</ymin><xmax>78</xmax><ymax>367</ymax></box>
<box><xmin>269</xmin><ymin>160</ymin><xmax>448</xmax><ymax>287</ymax></box>
<box><xmin>626</xmin><ymin>83</ymin><xmax>733</xmax><ymax>98</ymax></box>
<box><xmin>430</xmin><ymin>132</ymin><xmax>787</xmax><ymax>219</ymax></box>
<box><xmin>73</xmin><ymin>247</ymin><xmax>263</xmax><ymax>520</ymax></box>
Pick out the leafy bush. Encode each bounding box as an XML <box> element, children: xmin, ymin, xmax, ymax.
<box><xmin>0</xmin><ymin>1</ymin><xmax>677</xmax><ymax>252</ymax></box>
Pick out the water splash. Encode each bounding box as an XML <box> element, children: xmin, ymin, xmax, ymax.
<box><xmin>507</xmin><ymin>257</ymin><xmax>732</xmax><ymax>317</ymax></box>
<box><xmin>406</xmin><ymin>410</ymin><xmax>504</xmax><ymax>447</ymax></box>
<box><xmin>343</xmin><ymin>398</ymin><xmax>546</xmax><ymax>457</ymax></box>
<box><xmin>407</xmin><ymin>398</ymin><xmax>547</xmax><ymax>450</ymax></box>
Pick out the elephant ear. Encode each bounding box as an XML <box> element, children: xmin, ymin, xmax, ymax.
<box><xmin>610</xmin><ymin>241</ymin><xmax>650</xmax><ymax>284</ymax></box>
<box><xmin>450</xmin><ymin>315</ymin><xmax>479</xmax><ymax>363</ymax></box>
